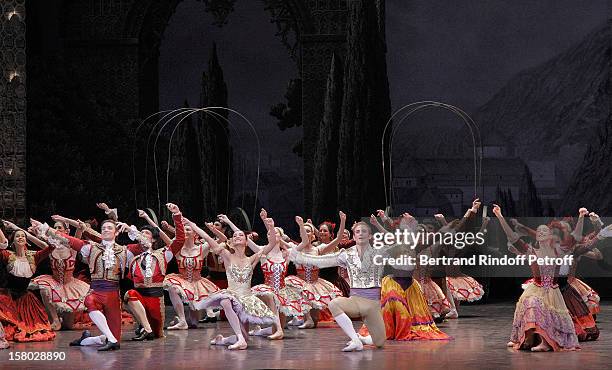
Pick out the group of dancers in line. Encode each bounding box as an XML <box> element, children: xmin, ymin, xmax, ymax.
<box><xmin>0</xmin><ymin>198</ymin><xmax>610</xmax><ymax>352</ymax></box>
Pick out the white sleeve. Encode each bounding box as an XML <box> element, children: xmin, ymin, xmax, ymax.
<box><xmin>289</xmin><ymin>248</ymin><xmax>345</xmax><ymax>268</ymax></box>
<box><xmin>164</xmin><ymin>248</ymin><xmax>174</xmax><ymax>262</ymax></box>
<box><xmin>80</xmin><ymin>244</ymin><xmax>92</xmax><ymax>259</ymax></box>
<box><xmin>126</xmin><ymin>249</ymin><xmax>135</xmax><ymax>266</ymax></box>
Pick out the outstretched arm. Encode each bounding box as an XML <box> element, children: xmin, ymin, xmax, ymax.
<box><xmin>160</xmin><ymin>220</ymin><xmax>175</xmax><ymax>238</ymax></box>
<box><xmin>510</xmin><ymin>218</ymin><xmax>537</xmax><ymax>238</ymax></box>
<box><xmin>434</xmin><ymin>213</ymin><xmax>448</xmax><ymax>227</ymax></box>
<box><xmin>138</xmin><ymin>209</ymin><xmax>172</xmax><ymax>246</ymax></box>
<box><xmin>188</xmin><ymin>220</ymin><xmax>229</xmax><ymax>259</ymax></box>
<box><xmin>370</xmin><ymin>212</ymin><xmax>390</xmax><ymax>234</ymax></box>
<box><xmin>52</xmin><ymin>215</ymin><xmax>101</xmax><ymax>242</ymax></box>
<box><xmin>589</xmin><ymin>212</ymin><xmax>604</xmax><ymax>233</ymax></box>
<box><xmin>3</xmin><ymin>220</ymin><xmax>47</xmax><ymax>249</ymax></box>
<box><xmin>294</xmin><ymin>216</ymin><xmax>310</xmax><ymax>252</ymax></box>
<box><xmin>219</xmin><ymin>213</ymin><xmax>262</xmax><ymax>253</ymax></box>
<box><xmin>289</xmin><ymin>248</ymin><xmax>345</xmax><ymax>269</ymax></box>
<box><xmin>165</xmin><ymin>203</ymin><xmax>185</xmax><ymax>255</ymax></box>
<box><xmin>571</xmin><ymin>207</ymin><xmax>588</xmax><ymax>241</ymax></box>
<box><xmin>492</xmin><ymin>204</ymin><xmax>530</xmax><ymax>253</ymax></box>
<box><xmin>96</xmin><ymin>202</ymin><xmax>118</xmax><ymax>221</ymax></box>
<box><xmin>0</xmin><ymin>224</ymin><xmax>7</xmax><ymax>248</ymax></box>
<box><xmin>205</xmin><ymin>223</ymin><xmax>228</xmax><ymax>243</ymax></box>
<box><xmin>317</xmin><ymin>211</ymin><xmax>347</xmax><ymax>254</ymax></box>
<box><xmin>259</xmin><ymin>217</ymin><xmax>279</xmax><ymax>256</ymax></box>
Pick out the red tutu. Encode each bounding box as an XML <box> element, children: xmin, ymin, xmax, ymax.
<box><xmin>0</xmin><ymin>291</ymin><xmax>55</xmax><ymax>342</ymax></box>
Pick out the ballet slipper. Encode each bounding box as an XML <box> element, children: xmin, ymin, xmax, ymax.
<box><xmin>531</xmin><ymin>341</ymin><xmax>552</xmax><ymax>352</ymax></box>
<box><xmin>167</xmin><ymin>319</ymin><xmax>188</xmax><ymax>330</ymax></box>
<box><xmin>228</xmin><ymin>339</ymin><xmax>248</xmax><ymax>350</ymax></box>
<box><xmin>298</xmin><ymin>320</ymin><xmax>315</xmax><ymax>329</ymax></box>
<box><xmin>342</xmin><ymin>338</ymin><xmax>364</xmax><ymax>352</ymax></box>
<box><xmin>210</xmin><ymin>334</ymin><xmax>224</xmax><ymax>345</ymax></box>
<box><xmin>507</xmin><ymin>341</ymin><xmax>515</xmax><ymax>347</ymax></box>
<box><xmin>0</xmin><ymin>338</ymin><xmax>9</xmax><ymax>349</ymax></box>
<box><xmin>51</xmin><ymin>320</ymin><xmax>62</xmax><ymax>331</ymax></box>
<box><xmin>248</xmin><ymin>325</ymin><xmax>261</xmax><ymax>336</ymax></box>
<box><xmin>446</xmin><ymin>309</ymin><xmax>458</xmax><ymax>319</ymax></box>
<box><xmin>288</xmin><ymin>317</ymin><xmax>303</xmax><ymax>326</ymax></box>
<box><xmin>267</xmin><ymin>331</ymin><xmax>284</xmax><ymax>340</ymax></box>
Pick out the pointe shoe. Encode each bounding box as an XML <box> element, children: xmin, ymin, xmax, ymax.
<box><xmin>507</xmin><ymin>341</ymin><xmax>515</xmax><ymax>347</ymax></box>
<box><xmin>51</xmin><ymin>320</ymin><xmax>62</xmax><ymax>331</ymax></box>
<box><xmin>342</xmin><ymin>338</ymin><xmax>364</xmax><ymax>352</ymax></box>
<box><xmin>530</xmin><ymin>343</ymin><xmax>551</xmax><ymax>352</ymax></box>
<box><xmin>228</xmin><ymin>340</ymin><xmax>248</xmax><ymax>350</ymax></box>
<box><xmin>210</xmin><ymin>334</ymin><xmax>224</xmax><ymax>345</ymax></box>
<box><xmin>248</xmin><ymin>325</ymin><xmax>261</xmax><ymax>336</ymax></box>
<box><xmin>199</xmin><ymin>316</ymin><xmax>217</xmax><ymax>323</ymax></box>
<box><xmin>298</xmin><ymin>320</ymin><xmax>315</xmax><ymax>329</ymax></box>
<box><xmin>267</xmin><ymin>331</ymin><xmax>284</xmax><ymax>340</ymax></box>
<box><xmin>0</xmin><ymin>338</ymin><xmax>9</xmax><ymax>349</ymax></box>
<box><xmin>288</xmin><ymin>317</ymin><xmax>304</xmax><ymax>326</ymax></box>
<box><xmin>167</xmin><ymin>319</ymin><xmax>188</xmax><ymax>330</ymax></box>
<box><xmin>97</xmin><ymin>340</ymin><xmax>120</xmax><ymax>351</ymax></box>
<box><xmin>446</xmin><ymin>309</ymin><xmax>458</xmax><ymax>319</ymax></box>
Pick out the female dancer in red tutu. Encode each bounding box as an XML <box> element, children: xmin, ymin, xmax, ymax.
<box><xmin>285</xmin><ymin>212</ymin><xmax>346</xmax><ymax>329</ymax></box>
<box><xmin>0</xmin><ymin>225</ymin><xmax>56</xmax><ymax>343</ymax></box>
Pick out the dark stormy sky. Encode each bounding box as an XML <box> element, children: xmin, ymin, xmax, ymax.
<box><xmin>159</xmin><ymin>0</ymin><xmax>609</xmax><ymax>160</ymax></box>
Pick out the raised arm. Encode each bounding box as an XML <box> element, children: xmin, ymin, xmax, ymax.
<box><xmin>434</xmin><ymin>213</ymin><xmax>448</xmax><ymax>227</ymax></box>
<box><xmin>138</xmin><ymin>209</ymin><xmax>171</xmax><ymax>246</ymax></box>
<box><xmin>3</xmin><ymin>220</ymin><xmax>47</xmax><ymax>249</ymax></box>
<box><xmin>510</xmin><ymin>218</ymin><xmax>537</xmax><ymax>238</ymax></box>
<box><xmin>589</xmin><ymin>212</ymin><xmax>604</xmax><ymax>233</ymax></box>
<box><xmin>293</xmin><ymin>215</ymin><xmax>310</xmax><ymax>252</ymax></box>
<box><xmin>165</xmin><ymin>203</ymin><xmax>185</xmax><ymax>254</ymax></box>
<box><xmin>218</xmin><ymin>213</ymin><xmax>262</xmax><ymax>253</ymax></box>
<box><xmin>33</xmin><ymin>219</ymin><xmax>90</xmax><ymax>258</ymax></box>
<box><xmin>259</xmin><ymin>217</ymin><xmax>279</xmax><ymax>256</ymax></box>
<box><xmin>317</xmin><ymin>211</ymin><xmax>347</xmax><ymax>254</ymax></box>
<box><xmin>492</xmin><ymin>204</ymin><xmax>530</xmax><ymax>253</ymax></box>
<box><xmin>160</xmin><ymin>220</ymin><xmax>175</xmax><ymax>238</ymax></box>
<box><xmin>96</xmin><ymin>202</ymin><xmax>118</xmax><ymax>221</ymax></box>
<box><xmin>189</xmin><ymin>220</ymin><xmax>229</xmax><ymax>259</ymax></box>
<box><xmin>52</xmin><ymin>215</ymin><xmax>101</xmax><ymax>242</ymax></box>
<box><xmin>453</xmin><ymin>198</ymin><xmax>480</xmax><ymax>232</ymax></box>
<box><xmin>370</xmin><ymin>212</ymin><xmax>390</xmax><ymax>234</ymax></box>
<box><xmin>0</xmin><ymin>222</ymin><xmax>8</xmax><ymax>248</ymax></box>
<box><xmin>205</xmin><ymin>222</ymin><xmax>228</xmax><ymax>243</ymax></box>
<box><xmin>571</xmin><ymin>207</ymin><xmax>588</xmax><ymax>241</ymax></box>
<box><xmin>218</xmin><ymin>213</ymin><xmax>240</xmax><ymax>233</ymax></box>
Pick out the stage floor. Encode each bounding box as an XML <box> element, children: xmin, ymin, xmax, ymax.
<box><xmin>1</xmin><ymin>302</ymin><xmax>610</xmax><ymax>369</ymax></box>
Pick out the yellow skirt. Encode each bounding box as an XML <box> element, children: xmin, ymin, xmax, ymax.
<box><xmin>376</xmin><ymin>276</ymin><xmax>451</xmax><ymax>341</ymax></box>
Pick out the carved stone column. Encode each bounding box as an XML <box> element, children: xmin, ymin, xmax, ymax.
<box><xmin>300</xmin><ymin>0</ymin><xmax>348</xmax><ymax>216</ymax></box>
<box><xmin>0</xmin><ymin>0</ymin><xmax>27</xmax><ymax>222</ymax></box>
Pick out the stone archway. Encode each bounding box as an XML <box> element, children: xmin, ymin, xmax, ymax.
<box><xmin>58</xmin><ymin>0</ymin><xmax>350</xmax><ymax>214</ymax></box>
<box><xmin>3</xmin><ymin>0</ymin><xmax>355</xmax><ymax>220</ymax></box>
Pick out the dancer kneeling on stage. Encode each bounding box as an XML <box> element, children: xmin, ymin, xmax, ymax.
<box><xmin>290</xmin><ymin>215</ymin><xmax>416</xmax><ymax>351</ymax></box>
<box><xmin>36</xmin><ymin>218</ymin><xmax>135</xmax><ymax>351</ymax></box>
<box><xmin>124</xmin><ymin>203</ymin><xmax>185</xmax><ymax>340</ymax></box>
